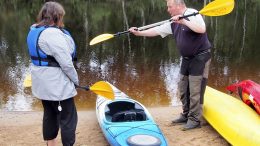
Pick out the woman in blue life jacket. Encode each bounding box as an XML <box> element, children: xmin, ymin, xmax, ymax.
<box><xmin>27</xmin><ymin>2</ymin><xmax>79</xmax><ymax>146</ymax></box>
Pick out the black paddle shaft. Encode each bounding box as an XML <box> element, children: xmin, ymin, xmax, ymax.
<box><xmin>179</xmin><ymin>12</ymin><xmax>200</xmax><ymax>19</ymax></box>
<box><xmin>114</xmin><ymin>30</ymin><xmax>130</xmax><ymax>37</ymax></box>
<box><xmin>75</xmin><ymin>85</ymin><xmax>90</xmax><ymax>91</ymax></box>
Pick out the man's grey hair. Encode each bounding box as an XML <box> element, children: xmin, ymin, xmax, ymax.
<box><xmin>167</xmin><ymin>0</ymin><xmax>185</xmax><ymax>5</ymax></box>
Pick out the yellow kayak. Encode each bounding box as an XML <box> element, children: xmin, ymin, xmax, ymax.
<box><xmin>203</xmin><ymin>86</ymin><xmax>260</xmax><ymax>146</ymax></box>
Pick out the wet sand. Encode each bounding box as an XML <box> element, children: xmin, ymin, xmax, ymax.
<box><xmin>0</xmin><ymin>106</ymin><xmax>229</xmax><ymax>146</ymax></box>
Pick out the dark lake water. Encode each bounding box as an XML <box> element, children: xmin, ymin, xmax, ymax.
<box><xmin>0</xmin><ymin>0</ymin><xmax>259</xmax><ymax>111</ymax></box>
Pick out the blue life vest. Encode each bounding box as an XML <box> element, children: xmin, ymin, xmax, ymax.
<box><xmin>27</xmin><ymin>26</ymin><xmax>77</xmax><ymax>67</ymax></box>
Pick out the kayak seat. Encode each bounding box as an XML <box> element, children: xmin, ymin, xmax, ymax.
<box><xmin>111</xmin><ymin>109</ymin><xmax>146</xmax><ymax>122</ymax></box>
<box><xmin>112</xmin><ymin>111</ymin><xmax>136</xmax><ymax>122</ymax></box>
<box><xmin>107</xmin><ymin>101</ymin><xmax>135</xmax><ymax>115</ymax></box>
<box><xmin>135</xmin><ymin>110</ymin><xmax>147</xmax><ymax>121</ymax></box>
<box><xmin>106</xmin><ymin>101</ymin><xmax>147</xmax><ymax>122</ymax></box>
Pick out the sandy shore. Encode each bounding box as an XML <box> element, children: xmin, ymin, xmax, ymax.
<box><xmin>0</xmin><ymin>106</ymin><xmax>229</xmax><ymax>146</ymax></box>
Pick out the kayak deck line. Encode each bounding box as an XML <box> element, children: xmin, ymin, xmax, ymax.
<box><xmin>106</xmin><ymin>123</ymin><xmax>162</xmax><ymax>138</ymax></box>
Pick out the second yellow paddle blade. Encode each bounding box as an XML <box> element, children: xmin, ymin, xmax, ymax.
<box><xmin>89</xmin><ymin>34</ymin><xmax>114</xmax><ymax>46</ymax></box>
<box><xmin>200</xmin><ymin>0</ymin><xmax>234</xmax><ymax>16</ymax></box>
<box><xmin>23</xmin><ymin>74</ymin><xmax>32</xmax><ymax>88</ymax></box>
<box><xmin>90</xmin><ymin>81</ymin><xmax>114</xmax><ymax>100</ymax></box>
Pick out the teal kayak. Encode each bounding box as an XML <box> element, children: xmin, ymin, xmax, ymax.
<box><xmin>96</xmin><ymin>83</ymin><xmax>167</xmax><ymax>146</ymax></box>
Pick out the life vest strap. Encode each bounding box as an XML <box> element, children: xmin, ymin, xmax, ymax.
<box><xmin>31</xmin><ymin>56</ymin><xmax>60</xmax><ymax>67</ymax></box>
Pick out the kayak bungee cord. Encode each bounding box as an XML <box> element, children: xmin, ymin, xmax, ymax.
<box><xmin>106</xmin><ymin>123</ymin><xmax>162</xmax><ymax>138</ymax></box>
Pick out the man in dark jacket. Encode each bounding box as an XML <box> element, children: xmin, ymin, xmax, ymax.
<box><xmin>129</xmin><ymin>0</ymin><xmax>211</xmax><ymax>130</ymax></box>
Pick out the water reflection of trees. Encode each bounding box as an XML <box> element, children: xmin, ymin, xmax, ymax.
<box><xmin>0</xmin><ymin>0</ymin><xmax>260</xmax><ymax>110</ymax></box>
<box><xmin>206</xmin><ymin>0</ymin><xmax>260</xmax><ymax>89</ymax></box>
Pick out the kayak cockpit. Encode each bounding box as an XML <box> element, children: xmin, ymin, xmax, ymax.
<box><xmin>105</xmin><ymin>101</ymin><xmax>147</xmax><ymax>122</ymax></box>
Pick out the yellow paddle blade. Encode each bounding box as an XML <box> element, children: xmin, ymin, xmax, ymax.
<box><xmin>90</xmin><ymin>81</ymin><xmax>114</xmax><ymax>100</ymax></box>
<box><xmin>89</xmin><ymin>34</ymin><xmax>114</xmax><ymax>46</ymax></box>
<box><xmin>200</xmin><ymin>0</ymin><xmax>235</xmax><ymax>16</ymax></box>
<box><xmin>23</xmin><ymin>74</ymin><xmax>32</xmax><ymax>88</ymax></box>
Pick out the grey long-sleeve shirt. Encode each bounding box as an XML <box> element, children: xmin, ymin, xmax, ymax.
<box><xmin>31</xmin><ymin>27</ymin><xmax>79</xmax><ymax>101</ymax></box>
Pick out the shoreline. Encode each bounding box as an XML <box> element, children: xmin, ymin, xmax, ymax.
<box><xmin>0</xmin><ymin>106</ymin><xmax>229</xmax><ymax>146</ymax></box>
